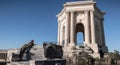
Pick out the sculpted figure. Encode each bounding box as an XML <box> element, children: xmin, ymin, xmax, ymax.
<box><xmin>19</xmin><ymin>40</ymin><xmax>34</xmax><ymax>61</ymax></box>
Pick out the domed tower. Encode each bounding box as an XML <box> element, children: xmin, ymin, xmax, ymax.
<box><xmin>57</xmin><ymin>0</ymin><xmax>108</xmax><ymax>58</ymax></box>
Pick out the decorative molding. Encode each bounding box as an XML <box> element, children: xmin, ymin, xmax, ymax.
<box><xmin>76</xmin><ymin>12</ymin><xmax>85</xmax><ymax>23</ymax></box>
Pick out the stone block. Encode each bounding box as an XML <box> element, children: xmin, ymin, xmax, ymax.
<box><xmin>7</xmin><ymin>59</ymin><xmax>66</xmax><ymax>65</ymax></box>
<box><xmin>35</xmin><ymin>59</ymin><xmax>66</xmax><ymax>65</ymax></box>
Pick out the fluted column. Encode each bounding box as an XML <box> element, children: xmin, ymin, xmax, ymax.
<box><xmin>90</xmin><ymin>10</ymin><xmax>96</xmax><ymax>43</ymax></box>
<box><xmin>85</xmin><ymin>10</ymin><xmax>90</xmax><ymax>45</ymax></box>
<box><xmin>70</xmin><ymin>11</ymin><xmax>75</xmax><ymax>46</ymax></box>
<box><xmin>65</xmin><ymin>12</ymin><xmax>69</xmax><ymax>46</ymax></box>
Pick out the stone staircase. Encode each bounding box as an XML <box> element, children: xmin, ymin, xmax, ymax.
<box><xmin>73</xmin><ymin>46</ymin><xmax>93</xmax><ymax>55</ymax></box>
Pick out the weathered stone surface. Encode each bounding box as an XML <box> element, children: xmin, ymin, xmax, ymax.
<box><xmin>30</xmin><ymin>45</ymin><xmax>45</xmax><ymax>60</ymax></box>
<box><xmin>7</xmin><ymin>59</ymin><xmax>66</xmax><ymax>65</ymax></box>
<box><xmin>7</xmin><ymin>61</ymin><xmax>30</xmax><ymax>65</ymax></box>
<box><xmin>57</xmin><ymin>1</ymin><xmax>108</xmax><ymax>58</ymax></box>
<box><xmin>35</xmin><ymin>59</ymin><xmax>66</xmax><ymax>65</ymax></box>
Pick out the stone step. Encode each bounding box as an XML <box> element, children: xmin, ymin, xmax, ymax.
<box><xmin>7</xmin><ymin>61</ymin><xmax>30</xmax><ymax>65</ymax></box>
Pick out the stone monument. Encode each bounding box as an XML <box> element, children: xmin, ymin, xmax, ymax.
<box><xmin>57</xmin><ymin>0</ymin><xmax>108</xmax><ymax>58</ymax></box>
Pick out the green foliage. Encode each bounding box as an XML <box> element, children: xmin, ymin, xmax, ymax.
<box><xmin>113</xmin><ymin>50</ymin><xmax>120</xmax><ymax>60</ymax></box>
<box><xmin>114</xmin><ymin>50</ymin><xmax>119</xmax><ymax>54</ymax></box>
<box><xmin>76</xmin><ymin>51</ymin><xmax>95</xmax><ymax>65</ymax></box>
<box><xmin>108</xmin><ymin>50</ymin><xmax>120</xmax><ymax>61</ymax></box>
<box><xmin>94</xmin><ymin>58</ymin><xmax>107</xmax><ymax>65</ymax></box>
<box><xmin>94</xmin><ymin>50</ymin><xmax>120</xmax><ymax>65</ymax></box>
<box><xmin>78</xmin><ymin>57</ymin><xmax>88</xmax><ymax>65</ymax></box>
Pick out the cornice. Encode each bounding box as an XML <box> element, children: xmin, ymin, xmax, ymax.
<box><xmin>64</xmin><ymin>1</ymin><xmax>96</xmax><ymax>6</ymax></box>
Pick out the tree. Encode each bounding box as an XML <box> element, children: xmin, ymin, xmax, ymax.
<box><xmin>113</xmin><ymin>50</ymin><xmax>120</xmax><ymax>60</ymax></box>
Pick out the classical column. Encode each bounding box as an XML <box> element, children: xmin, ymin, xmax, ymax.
<box><xmin>70</xmin><ymin>11</ymin><xmax>75</xmax><ymax>46</ymax></box>
<box><xmin>57</xmin><ymin>21</ymin><xmax>60</xmax><ymax>45</ymax></box>
<box><xmin>84</xmin><ymin>10</ymin><xmax>90</xmax><ymax>45</ymax></box>
<box><xmin>65</xmin><ymin>12</ymin><xmax>69</xmax><ymax>46</ymax></box>
<box><xmin>90</xmin><ymin>10</ymin><xmax>96</xmax><ymax>43</ymax></box>
<box><xmin>60</xmin><ymin>25</ymin><xmax>63</xmax><ymax>45</ymax></box>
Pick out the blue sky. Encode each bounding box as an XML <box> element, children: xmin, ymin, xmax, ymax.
<box><xmin>0</xmin><ymin>0</ymin><xmax>120</xmax><ymax>52</ymax></box>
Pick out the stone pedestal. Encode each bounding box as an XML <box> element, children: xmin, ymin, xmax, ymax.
<box><xmin>7</xmin><ymin>59</ymin><xmax>66</xmax><ymax>65</ymax></box>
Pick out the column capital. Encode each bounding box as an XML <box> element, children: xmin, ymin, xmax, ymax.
<box><xmin>65</xmin><ymin>11</ymin><xmax>69</xmax><ymax>14</ymax></box>
<box><xmin>84</xmin><ymin>10</ymin><xmax>89</xmax><ymax>16</ymax></box>
<box><xmin>84</xmin><ymin>10</ymin><xmax>89</xmax><ymax>13</ymax></box>
<box><xmin>90</xmin><ymin>9</ymin><xmax>95</xmax><ymax>12</ymax></box>
<box><xmin>71</xmin><ymin>10</ymin><xmax>75</xmax><ymax>13</ymax></box>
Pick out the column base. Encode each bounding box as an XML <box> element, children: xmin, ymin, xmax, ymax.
<box><xmin>83</xmin><ymin>42</ymin><xmax>90</xmax><ymax>47</ymax></box>
<box><xmin>88</xmin><ymin>43</ymin><xmax>99</xmax><ymax>53</ymax></box>
<box><xmin>90</xmin><ymin>52</ymin><xmax>100</xmax><ymax>58</ymax></box>
<box><xmin>69</xmin><ymin>42</ymin><xmax>75</xmax><ymax>47</ymax></box>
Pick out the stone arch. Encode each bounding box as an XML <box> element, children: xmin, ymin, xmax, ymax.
<box><xmin>75</xmin><ymin>23</ymin><xmax>85</xmax><ymax>46</ymax></box>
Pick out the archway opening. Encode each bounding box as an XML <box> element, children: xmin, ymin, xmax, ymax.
<box><xmin>75</xmin><ymin>23</ymin><xmax>85</xmax><ymax>46</ymax></box>
<box><xmin>77</xmin><ymin>32</ymin><xmax>84</xmax><ymax>46</ymax></box>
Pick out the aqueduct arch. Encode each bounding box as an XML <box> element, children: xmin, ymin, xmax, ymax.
<box><xmin>57</xmin><ymin>1</ymin><xmax>108</xmax><ymax>58</ymax></box>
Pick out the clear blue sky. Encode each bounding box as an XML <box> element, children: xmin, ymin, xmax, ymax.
<box><xmin>0</xmin><ymin>0</ymin><xmax>120</xmax><ymax>52</ymax></box>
